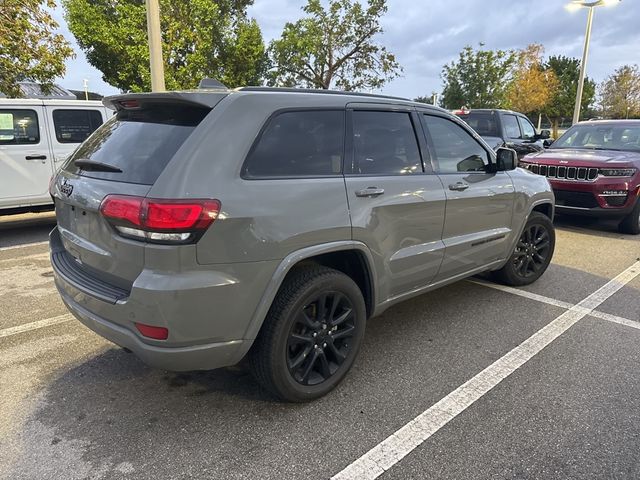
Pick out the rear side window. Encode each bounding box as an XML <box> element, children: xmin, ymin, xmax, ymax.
<box><xmin>349</xmin><ymin>111</ymin><xmax>422</xmax><ymax>175</ymax></box>
<box><xmin>52</xmin><ymin>109</ymin><xmax>103</xmax><ymax>143</ymax></box>
<box><xmin>243</xmin><ymin>110</ymin><xmax>344</xmax><ymax>178</ymax></box>
<box><xmin>503</xmin><ymin>114</ymin><xmax>522</xmax><ymax>138</ymax></box>
<box><xmin>461</xmin><ymin>112</ymin><xmax>499</xmax><ymax>137</ymax></box>
<box><xmin>423</xmin><ymin>115</ymin><xmax>489</xmax><ymax>173</ymax></box>
<box><xmin>0</xmin><ymin>109</ymin><xmax>39</xmax><ymax>144</ymax></box>
<box><xmin>63</xmin><ymin>104</ymin><xmax>209</xmax><ymax>185</ymax></box>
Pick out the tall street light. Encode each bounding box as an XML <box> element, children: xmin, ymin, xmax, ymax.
<box><xmin>145</xmin><ymin>0</ymin><xmax>165</xmax><ymax>92</ymax></box>
<box><xmin>566</xmin><ymin>0</ymin><xmax>621</xmax><ymax>124</ymax></box>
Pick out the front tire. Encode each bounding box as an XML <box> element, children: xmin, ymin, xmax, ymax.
<box><xmin>492</xmin><ymin>212</ymin><xmax>555</xmax><ymax>286</ymax></box>
<box><xmin>249</xmin><ymin>266</ymin><xmax>366</xmax><ymax>402</ymax></box>
<box><xmin>618</xmin><ymin>199</ymin><xmax>640</xmax><ymax>235</ymax></box>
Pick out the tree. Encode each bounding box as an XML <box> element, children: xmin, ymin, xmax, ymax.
<box><xmin>506</xmin><ymin>44</ymin><xmax>559</xmax><ymax>115</ymax></box>
<box><xmin>599</xmin><ymin>64</ymin><xmax>640</xmax><ymax>119</ymax></box>
<box><xmin>0</xmin><ymin>0</ymin><xmax>74</xmax><ymax>97</ymax></box>
<box><xmin>542</xmin><ymin>56</ymin><xmax>596</xmax><ymax>137</ymax></box>
<box><xmin>63</xmin><ymin>0</ymin><xmax>267</xmax><ymax>92</ymax></box>
<box><xmin>413</xmin><ymin>92</ymin><xmax>438</xmax><ymax>105</ymax></box>
<box><xmin>268</xmin><ymin>0</ymin><xmax>401</xmax><ymax>90</ymax></box>
<box><xmin>441</xmin><ymin>44</ymin><xmax>518</xmax><ymax>109</ymax></box>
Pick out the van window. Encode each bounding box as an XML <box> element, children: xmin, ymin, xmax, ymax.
<box><xmin>52</xmin><ymin>109</ymin><xmax>104</xmax><ymax>143</ymax></box>
<box><xmin>63</xmin><ymin>104</ymin><xmax>210</xmax><ymax>185</ymax></box>
<box><xmin>349</xmin><ymin>111</ymin><xmax>422</xmax><ymax>175</ymax></box>
<box><xmin>0</xmin><ymin>109</ymin><xmax>39</xmax><ymax>144</ymax></box>
<box><xmin>243</xmin><ymin>110</ymin><xmax>345</xmax><ymax>178</ymax></box>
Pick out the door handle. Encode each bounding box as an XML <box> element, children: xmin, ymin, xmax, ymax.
<box><xmin>25</xmin><ymin>155</ymin><xmax>47</xmax><ymax>160</ymax></box>
<box><xmin>355</xmin><ymin>187</ymin><xmax>385</xmax><ymax>197</ymax></box>
<box><xmin>448</xmin><ymin>182</ymin><xmax>469</xmax><ymax>191</ymax></box>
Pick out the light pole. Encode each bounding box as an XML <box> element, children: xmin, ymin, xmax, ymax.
<box><xmin>145</xmin><ymin>0</ymin><xmax>165</xmax><ymax>92</ymax></box>
<box><xmin>566</xmin><ymin>0</ymin><xmax>621</xmax><ymax>124</ymax></box>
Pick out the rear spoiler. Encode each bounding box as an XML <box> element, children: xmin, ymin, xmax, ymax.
<box><xmin>103</xmin><ymin>91</ymin><xmax>229</xmax><ymax>111</ymax></box>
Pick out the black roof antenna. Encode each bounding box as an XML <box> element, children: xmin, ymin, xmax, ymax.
<box><xmin>198</xmin><ymin>78</ymin><xmax>228</xmax><ymax>90</ymax></box>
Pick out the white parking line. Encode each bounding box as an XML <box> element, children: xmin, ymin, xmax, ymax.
<box><xmin>0</xmin><ymin>314</ymin><xmax>73</xmax><ymax>339</ymax></box>
<box><xmin>0</xmin><ymin>241</ymin><xmax>48</xmax><ymax>252</ymax></box>
<box><xmin>468</xmin><ymin>279</ymin><xmax>574</xmax><ymax>309</ymax></box>
<box><xmin>331</xmin><ymin>261</ymin><xmax>640</xmax><ymax>480</ymax></box>
<box><xmin>470</xmin><ymin>279</ymin><xmax>640</xmax><ymax>332</ymax></box>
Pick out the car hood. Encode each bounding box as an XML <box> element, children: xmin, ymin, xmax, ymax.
<box><xmin>525</xmin><ymin>148</ymin><xmax>640</xmax><ymax>166</ymax></box>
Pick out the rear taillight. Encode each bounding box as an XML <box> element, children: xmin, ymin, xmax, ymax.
<box><xmin>99</xmin><ymin>195</ymin><xmax>220</xmax><ymax>244</ymax></box>
<box><xmin>135</xmin><ymin>322</ymin><xmax>169</xmax><ymax>340</ymax></box>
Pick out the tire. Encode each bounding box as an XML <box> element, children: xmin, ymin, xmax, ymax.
<box><xmin>618</xmin><ymin>199</ymin><xmax>640</xmax><ymax>235</ymax></box>
<box><xmin>492</xmin><ymin>212</ymin><xmax>555</xmax><ymax>286</ymax></box>
<box><xmin>249</xmin><ymin>266</ymin><xmax>366</xmax><ymax>402</ymax></box>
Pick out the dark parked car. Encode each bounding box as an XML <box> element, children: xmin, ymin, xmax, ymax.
<box><xmin>49</xmin><ymin>86</ymin><xmax>555</xmax><ymax>401</ymax></box>
<box><xmin>520</xmin><ymin>120</ymin><xmax>640</xmax><ymax>234</ymax></box>
<box><xmin>457</xmin><ymin>109</ymin><xmax>551</xmax><ymax>159</ymax></box>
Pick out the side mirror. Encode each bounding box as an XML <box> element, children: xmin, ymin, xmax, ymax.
<box><xmin>495</xmin><ymin>147</ymin><xmax>517</xmax><ymax>171</ymax></box>
<box><xmin>543</xmin><ymin>139</ymin><xmax>554</xmax><ymax>148</ymax></box>
<box><xmin>538</xmin><ymin>129</ymin><xmax>551</xmax><ymax>139</ymax></box>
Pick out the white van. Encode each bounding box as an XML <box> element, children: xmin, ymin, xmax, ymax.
<box><xmin>0</xmin><ymin>99</ymin><xmax>111</xmax><ymax>215</ymax></box>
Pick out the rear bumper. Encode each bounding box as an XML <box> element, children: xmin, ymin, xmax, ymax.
<box><xmin>59</xmin><ymin>288</ymin><xmax>245</xmax><ymax>371</ymax></box>
<box><xmin>50</xmin><ymin>226</ymin><xmax>279</xmax><ymax>371</ymax></box>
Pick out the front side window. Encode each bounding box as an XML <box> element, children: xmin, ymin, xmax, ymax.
<box><xmin>243</xmin><ymin>110</ymin><xmax>345</xmax><ymax>178</ymax></box>
<box><xmin>350</xmin><ymin>111</ymin><xmax>422</xmax><ymax>175</ymax></box>
<box><xmin>518</xmin><ymin>117</ymin><xmax>536</xmax><ymax>139</ymax></box>
<box><xmin>503</xmin><ymin>114</ymin><xmax>521</xmax><ymax>139</ymax></box>
<box><xmin>423</xmin><ymin>115</ymin><xmax>489</xmax><ymax>174</ymax></box>
<box><xmin>52</xmin><ymin>109</ymin><xmax>104</xmax><ymax>143</ymax></box>
<box><xmin>0</xmin><ymin>109</ymin><xmax>39</xmax><ymax>144</ymax></box>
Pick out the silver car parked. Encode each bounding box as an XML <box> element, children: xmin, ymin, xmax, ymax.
<box><xmin>50</xmin><ymin>86</ymin><xmax>555</xmax><ymax>402</ymax></box>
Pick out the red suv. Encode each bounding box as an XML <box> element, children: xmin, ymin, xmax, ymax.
<box><xmin>520</xmin><ymin>120</ymin><xmax>640</xmax><ymax>234</ymax></box>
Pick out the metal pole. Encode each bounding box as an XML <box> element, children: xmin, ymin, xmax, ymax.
<box><xmin>83</xmin><ymin>79</ymin><xmax>89</xmax><ymax>101</ymax></box>
<box><xmin>145</xmin><ymin>0</ymin><xmax>165</xmax><ymax>92</ymax></box>
<box><xmin>572</xmin><ymin>6</ymin><xmax>594</xmax><ymax>124</ymax></box>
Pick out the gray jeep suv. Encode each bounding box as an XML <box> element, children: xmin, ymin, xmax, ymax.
<box><xmin>49</xmin><ymin>86</ymin><xmax>555</xmax><ymax>401</ymax></box>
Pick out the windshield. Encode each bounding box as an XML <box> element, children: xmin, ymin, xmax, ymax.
<box><xmin>553</xmin><ymin>123</ymin><xmax>640</xmax><ymax>152</ymax></box>
<box><xmin>458</xmin><ymin>112</ymin><xmax>499</xmax><ymax>137</ymax></box>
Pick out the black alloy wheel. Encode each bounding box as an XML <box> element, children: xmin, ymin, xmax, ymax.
<box><xmin>249</xmin><ymin>266</ymin><xmax>366</xmax><ymax>402</ymax></box>
<box><xmin>286</xmin><ymin>292</ymin><xmax>355</xmax><ymax>386</ymax></box>
<box><xmin>512</xmin><ymin>223</ymin><xmax>552</xmax><ymax>279</ymax></box>
<box><xmin>492</xmin><ymin>211</ymin><xmax>556</xmax><ymax>286</ymax></box>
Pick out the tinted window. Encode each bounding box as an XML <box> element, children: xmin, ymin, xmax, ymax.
<box><xmin>459</xmin><ymin>112</ymin><xmax>498</xmax><ymax>137</ymax></box>
<box><xmin>350</xmin><ymin>111</ymin><xmax>421</xmax><ymax>175</ymax></box>
<box><xmin>63</xmin><ymin>104</ymin><xmax>209</xmax><ymax>185</ymax></box>
<box><xmin>52</xmin><ymin>109</ymin><xmax>103</xmax><ymax>143</ymax></box>
<box><xmin>503</xmin><ymin>114</ymin><xmax>521</xmax><ymax>138</ymax></box>
<box><xmin>0</xmin><ymin>109</ymin><xmax>39</xmax><ymax>144</ymax></box>
<box><xmin>518</xmin><ymin>116</ymin><xmax>535</xmax><ymax>139</ymax></box>
<box><xmin>423</xmin><ymin>115</ymin><xmax>489</xmax><ymax>174</ymax></box>
<box><xmin>243</xmin><ymin>110</ymin><xmax>344</xmax><ymax>178</ymax></box>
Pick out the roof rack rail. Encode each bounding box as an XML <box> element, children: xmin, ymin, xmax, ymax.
<box><xmin>235</xmin><ymin>86</ymin><xmax>410</xmax><ymax>102</ymax></box>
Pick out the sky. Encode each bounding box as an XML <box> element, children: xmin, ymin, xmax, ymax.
<box><xmin>52</xmin><ymin>0</ymin><xmax>640</xmax><ymax>99</ymax></box>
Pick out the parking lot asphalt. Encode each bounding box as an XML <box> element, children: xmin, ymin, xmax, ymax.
<box><xmin>0</xmin><ymin>213</ymin><xmax>638</xmax><ymax>480</ymax></box>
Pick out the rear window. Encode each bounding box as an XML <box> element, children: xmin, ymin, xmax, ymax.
<box><xmin>242</xmin><ymin>110</ymin><xmax>345</xmax><ymax>178</ymax></box>
<box><xmin>52</xmin><ymin>109</ymin><xmax>103</xmax><ymax>143</ymax></box>
<box><xmin>459</xmin><ymin>112</ymin><xmax>498</xmax><ymax>137</ymax></box>
<box><xmin>0</xmin><ymin>109</ymin><xmax>39</xmax><ymax>144</ymax></box>
<box><xmin>63</xmin><ymin>104</ymin><xmax>209</xmax><ymax>185</ymax></box>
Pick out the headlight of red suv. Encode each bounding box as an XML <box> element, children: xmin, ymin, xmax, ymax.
<box><xmin>598</xmin><ymin>168</ymin><xmax>636</xmax><ymax>177</ymax></box>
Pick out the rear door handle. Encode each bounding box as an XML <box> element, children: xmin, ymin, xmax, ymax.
<box><xmin>448</xmin><ymin>182</ymin><xmax>469</xmax><ymax>191</ymax></box>
<box><xmin>355</xmin><ymin>187</ymin><xmax>385</xmax><ymax>197</ymax></box>
<box><xmin>25</xmin><ymin>155</ymin><xmax>47</xmax><ymax>160</ymax></box>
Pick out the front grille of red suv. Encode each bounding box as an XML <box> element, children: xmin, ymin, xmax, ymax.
<box><xmin>524</xmin><ymin>164</ymin><xmax>598</xmax><ymax>182</ymax></box>
<box><xmin>554</xmin><ymin>190</ymin><xmax>599</xmax><ymax>208</ymax></box>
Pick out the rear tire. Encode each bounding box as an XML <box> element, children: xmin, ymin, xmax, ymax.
<box><xmin>492</xmin><ymin>212</ymin><xmax>555</xmax><ymax>286</ymax></box>
<box><xmin>618</xmin><ymin>199</ymin><xmax>640</xmax><ymax>235</ymax></box>
<box><xmin>249</xmin><ymin>266</ymin><xmax>366</xmax><ymax>402</ymax></box>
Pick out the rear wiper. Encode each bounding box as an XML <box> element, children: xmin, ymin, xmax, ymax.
<box><xmin>74</xmin><ymin>158</ymin><xmax>123</xmax><ymax>172</ymax></box>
